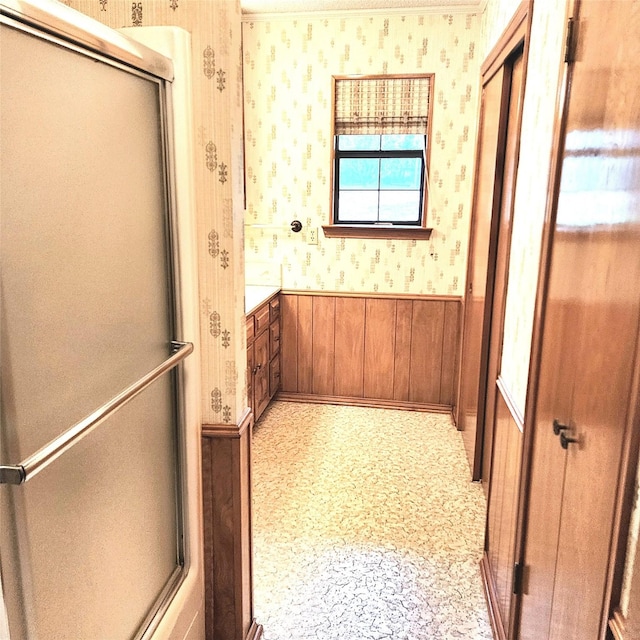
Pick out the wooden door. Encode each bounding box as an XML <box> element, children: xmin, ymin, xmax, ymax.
<box><xmin>458</xmin><ymin>2</ymin><xmax>531</xmax><ymax>482</ymax></box>
<box><xmin>518</xmin><ymin>1</ymin><xmax>640</xmax><ymax>638</ymax></box>
<box><xmin>457</xmin><ymin>63</ymin><xmax>507</xmax><ymax>479</ymax></box>
<box><xmin>480</xmin><ymin>44</ymin><xmax>527</xmax><ymax>635</ymax></box>
<box><xmin>481</xmin><ymin>47</ymin><xmax>525</xmax><ymax>487</ymax></box>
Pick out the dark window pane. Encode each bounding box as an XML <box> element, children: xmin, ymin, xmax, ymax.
<box><xmin>379</xmin><ymin>191</ymin><xmax>421</xmax><ymax>223</ymax></box>
<box><xmin>339</xmin><ymin>158</ymin><xmax>380</xmax><ymax>190</ymax></box>
<box><xmin>337</xmin><ymin>134</ymin><xmax>381</xmax><ymax>151</ymax></box>
<box><xmin>380</xmin><ymin>157</ymin><xmax>422</xmax><ymax>190</ymax></box>
<box><xmin>337</xmin><ymin>191</ymin><xmax>379</xmax><ymax>222</ymax></box>
<box><xmin>381</xmin><ymin>134</ymin><xmax>425</xmax><ymax>151</ymax></box>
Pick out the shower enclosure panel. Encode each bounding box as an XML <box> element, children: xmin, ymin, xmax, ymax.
<box><xmin>0</xmin><ymin>4</ymin><xmax>196</xmax><ymax>638</ymax></box>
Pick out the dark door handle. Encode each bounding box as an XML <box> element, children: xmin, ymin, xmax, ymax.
<box><xmin>553</xmin><ymin>419</ymin><xmax>570</xmax><ymax>435</ymax></box>
<box><xmin>560</xmin><ymin>432</ymin><xmax>578</xmax><ymax>449</ymax></box>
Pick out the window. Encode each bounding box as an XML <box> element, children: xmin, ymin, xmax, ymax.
<box><xmin>335</xmin><ymin>133</ymin><xmax>425</xmax><ymax>225</ymax></box>
<box><xmin>325</xmin><ymin>75</ymin><xmax>434</xmax><ymax>239</ymax></box>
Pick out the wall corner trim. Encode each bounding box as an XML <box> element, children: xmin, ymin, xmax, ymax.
<box><xmin>202</xmin><ymin>407</ymin><xmax>253</xmax><ymax>439</ymax></box>
<box><xmin>496</xmin><ymin>375</ymin><xmax>525</xmax><ymax>432</ymax></box>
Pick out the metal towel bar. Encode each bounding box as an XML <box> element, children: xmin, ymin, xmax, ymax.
<box><xmin>0</xmin><ymin>340</ymin><xmax>193</xmax><ymax>486</ymax></box>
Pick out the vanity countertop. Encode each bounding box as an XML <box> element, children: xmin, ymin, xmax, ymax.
<box><xmin>245</xmin><ymin>284</ymin><xmax>280</xmax><ymax>315</ymax></box>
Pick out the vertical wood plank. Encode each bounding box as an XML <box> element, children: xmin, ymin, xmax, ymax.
<box><xmin>487</xmin><ymin>392</ymin><xmax>507</xmax><ymax>594</ymax></box>
<box><xmin>499</xmin><ymin>412</ymin><xmax>522</xmax><ymax>622</ymax></box>
<box><xmin>312</xmin><ymin>296</ymin><xmax>335</xmax><ymax>395</ymax></box>
<box><xmin>393</xmin><ymin>300</ymin><xmax>413</xmax><ymax>401</ymax></box>
<box><xmin>440</xmin><ymin>300</ymin><xmax>461</xmax><ymax>405</ymax></box>
<box><xmin>210</xmin><ymin>438</ymin><xmax>237</xmax><ymax>640</ymax></box>
<box><xmin>297</xmin><ymin>296</ymin><xmax>313</xmax><ymax>393</ymax></box>
<box><xmin>363</xmin><ymin>298</ymin><xmax>397</xmax><ymax>399</ymax></box>
<box><xmin>334</xmin><ymin>297</ymin><xmax>366</xmax><ymax>397</ymax></box>
<box><xmin>239</xmin><ymin>428</ymin><xmax>252</xmax><ymax>636</ymax></box>
<box><xmin>486</xmin><ymin>387</ymin><xmax>522</xmax><ymax>629</ymax></box>
<box><xmin>201</xmin><ymin>438</ymin><xmax>215</xmax><ymax>638</ymax></box>
<box><xmin>279</xmin><ymin>293</ymin><xmax>462</xmax><ymax>409</ymax></box>
<box><xmin>280</xmin><ymin>294</ymin><xmax>298</xmax><ymax>392</ymax></box>
<box><xmin>409</xmin><ymin>300</ymin><xmax>445</xmax><ymax>403</ymax></box>
<box><xmin>201</xmin><ymin>415</ymin><xmax>259</xmax><ymax>640</ymax></box>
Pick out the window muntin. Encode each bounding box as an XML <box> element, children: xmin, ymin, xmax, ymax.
<box><xmin>334</xmin><ymin>133</ymin><xmax>426</xmax><ymax>225</ymax></box>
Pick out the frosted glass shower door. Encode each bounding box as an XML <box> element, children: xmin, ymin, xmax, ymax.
<box><xmin>0</xmin><ymin>12</ymin><xmax>189</xmax><ymax>640</ymax></box>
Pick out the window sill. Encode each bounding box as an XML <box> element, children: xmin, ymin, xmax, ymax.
<box><xmin>322</xmin><ymin>225</ymin><xmax>433</xmax><ymax>240</ymax></box>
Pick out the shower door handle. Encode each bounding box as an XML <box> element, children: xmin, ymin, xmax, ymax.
<box><xmin>0</xmin><ymin>340</ymin><xmax>193</xmax><ymax>486</ymax></box>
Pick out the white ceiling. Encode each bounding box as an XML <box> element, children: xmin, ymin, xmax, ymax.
<box><xmin>241</xmin><ymin>0</ymin><xmax>485</xmax><ymax>16</ymax></box>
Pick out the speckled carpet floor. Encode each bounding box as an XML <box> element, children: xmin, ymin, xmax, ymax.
<box><xmin>252</xmin><ymin>402</ymin><xmax>493</xmax><ymax>640</ymax></box>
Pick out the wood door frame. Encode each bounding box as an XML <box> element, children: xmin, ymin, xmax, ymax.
<box><xmin>458</xmin><ymin>0</ymin><xmax>533</xmax><ymax>482</ymax></box>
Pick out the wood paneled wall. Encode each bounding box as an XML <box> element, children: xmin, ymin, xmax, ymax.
<box><xmin>279</xmin><ymin>293</ymin><xmax>461</xmax><ymax>411</ymax></box>
<box><xmin>481</xmin><ymin>378</ymin><xmax>523</xmax><ymax>639</ymax></box>
<box><xmin>201</xmin><ymin>410</ymin><xmax>263</xmax><ymax>640</ymax></box>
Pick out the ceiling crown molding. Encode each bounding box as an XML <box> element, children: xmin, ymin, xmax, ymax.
<box><xmin>241</xmin><ymin>0</ymin><xmax>486</xmax><ymax>22</ymax></box>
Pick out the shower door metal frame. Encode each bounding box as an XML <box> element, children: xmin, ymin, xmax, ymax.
<box><xmin>0</xmin><ymin>3</ymin><xmax>193</xmax><ymax>639</ymax></box>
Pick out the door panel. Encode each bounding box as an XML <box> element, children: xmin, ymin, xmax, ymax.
<box><xmin>518</xmin><ymin>258</ymin><xmax>580</xmax><ymax>639</ymax></box>
<box><xmin>519</xmin><ymin>0</ymin><xmax>640</xmax><ymax>637</ymax></box>
<box><xmin>0</xmin><ymin>22</ymin><xmax>170</xmax><ymax>457</ymax></box>
<box><xmin>549</xmin><ymin>0</ymin><xmax>640</xmax><ymax>628</ymax></box>
<box><xmin>0</xmin><ymin>17</ymin><xmax>185</xmax><ymax>640</ymax></box>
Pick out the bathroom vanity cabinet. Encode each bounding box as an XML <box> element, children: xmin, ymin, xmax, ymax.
<box><xmin>246</xmin><ymin>292</ymin><xmax>280</xmax><ymax>422</ymax></box>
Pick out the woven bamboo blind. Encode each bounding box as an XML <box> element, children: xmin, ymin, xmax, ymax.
<box><xmin>334</xmin><ymin>76</ymin><xmax>432</xmax><ymax>135</ymax></box>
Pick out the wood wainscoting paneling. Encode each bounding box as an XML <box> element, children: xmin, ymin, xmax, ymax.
<box><xmin>202</xmin><ymin>409</ymin><xmax>263</xmax><ymax>640</ymax></box>
<box><xmin>279</xmin><ymin>292</ymin><xmax>461</xmax><ymax>412</ymax></box>
<box><xmin>482</xmin><ymin>377</ymin><xmax>523</xmax><ymax>639</ymax></box>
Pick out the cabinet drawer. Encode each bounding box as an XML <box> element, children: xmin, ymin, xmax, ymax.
<box><xmin>246</xmin><ymin>315</ymin><xmax>255</xmax><ymax>343</ymax></box>
<box><xmin>270</xmin><ymin>297</ymin><xmax>280</xmax><ymax>323</ymax></box>
<box><xmin>269</xmin><ymin>355</ymin><xmax>281</xmax><ymax>397</ymax></box>
<box><xmin>270</xmin><ymin>321</ymin><xmax>280</xmax><ymax>358</ymax></box>
<box><xmin>255</xmin><ymin>304</ymin><xmax>270</xmax><ymax>335</ymax></box>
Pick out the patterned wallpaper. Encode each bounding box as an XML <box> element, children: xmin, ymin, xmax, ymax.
<box><xmin>65</xmin><ymin>0</ymin><xmax>566</xmax><ymax>423</ymax></box>
<box><xmin>480</xmin><ymin>0</ymin><xmax>569</xmax><ymax>415</ymax></box>
<box><xmin>69</xmin><ymin>0</ymin><xmax>247</xmax><ymax>424</ymax></box>
<box><xmin>242</xmin><ymin>12</ymin><xmax>482</xmax><ymax>295</ymax></box>
<box><xmin>480</xmin><ymin>0</ymin><xmax>519</xmax><ymax>59</ymax></box>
